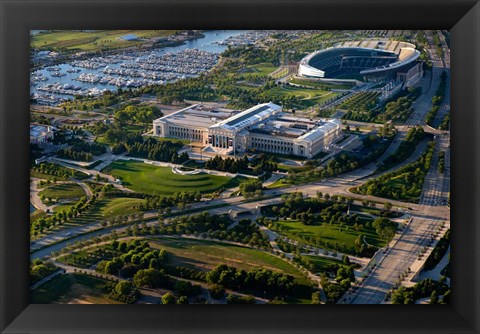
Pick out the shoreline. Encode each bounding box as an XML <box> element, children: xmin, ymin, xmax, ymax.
<box><xmin>30</xmin><ymin>31</ymin><xmax>207</xmax><ymax>72</ymax></box>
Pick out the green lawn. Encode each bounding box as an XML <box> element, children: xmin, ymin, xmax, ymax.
<box><xmin>98</xmin><ymin>197</ymin><xmax>144</xmax><ymax>218</ymax></box>
<box><xmin>39</xmin><ymin>183</ymin><xmax>85</xmax><ymax>200</ymax></box>
<box><xmin>244</xmin><ymin>62</ymin><xmax>277</xmax><ymax>76</ymax></box>
<box><xmin>31</xmin><ymin>30</ymin><xmax>178</xmax><ymax>52</ymax></box>
<box><xmin>148</xmin><ymin>237</ymin><xmax>311</xmax><ymax>285</ymax></box>
<box><xmin>303</xmin><ymin>255</ymin><xmax>347</xmax><ymax>274</ymax></box>
<box><xmin>105</xmin><ymin>160</ymin><xmax>243</xmax><ymax>195</ymax></box>
<box><xmin>53</xmin><ymin>203</ymin><xmax>75</xmax><ymax>213</ymax></box>
<box><xmin>273</xmin><ymin>218</ymin><xmax>386</xmax><ymax>254</ymax></box>
<box><xmin>289</xmin><ymin>78</ymin><xmax>355</xmax><ymax>90</ymax></box>
<box><xmin>268</xmin><ymin>85</ymin><xmax>340</xmax><ymax>109</ymax></box>
<box><xmin>31</xmin><ymin>273</ymin><xmax>121</xmax><ymax>304</ymax></box>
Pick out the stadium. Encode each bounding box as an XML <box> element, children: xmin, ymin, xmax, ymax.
<box><xmin>298</xmin><ymin>40</ymin><xmax>422</xmax><ymax>85</ymax></box>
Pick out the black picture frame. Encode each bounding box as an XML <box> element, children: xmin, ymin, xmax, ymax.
<box><xmin>1</xmin><ymin>0</ymin><xmax>479</xmax><ymax>333</ymax></box>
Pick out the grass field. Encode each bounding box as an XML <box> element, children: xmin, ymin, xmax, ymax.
<box><xmin>148</xmin><ymin>237</ymin><xmax>311</xmax><ymax>285</ymax></box>
<box><xmin>39</xmin><ymin>183</ymin><xmax>85</xmax><ymax>200</ymax></box>
<box><xmin>268</xmin><ymin>85</ymin><xmax>340</xmax><ymax>109</ymax></box>
<box><xmin>274</xmin><ymin>218</ymin><xmax>386</xmax><ymax>253</ymax></box>
<box><xmin>303</xmin><ymin>255</ymin><xmax>347</xmax><ymax>274</ymax></box>
<box><xmin>289</xmin><ymin>78</ymin><xmax>355</xmax><ymax>90</ymax></box>
<box><xmin>105</xmin><ymin>160</ymin><xmax>243</xmax><ymax>195</ymax></box>
<box><xmin>31</xmin><ymin>30</ymin><xmax>178</xmax><ymax>52</ymax></box>
<box><xmin>98</xmin><ymin>197</ymin><xmax>144</xmax><ymax>218</ymax></box>
<box><xmin>52</xmin><ymin>203</ymin><xmax>76</xmax><ymax>213</ymax></box>
<box><xmin>31</xmin><ymin>273</ymin><xmax>121</xmax><ymax>304</ymax></box>
<box><xmin>244</xmin><ymin>62</ymin><xmax>277</xmax><ymax>76</ymax></box>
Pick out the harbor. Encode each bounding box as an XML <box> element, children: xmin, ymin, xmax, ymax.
<box><xmin>30</xmin><ymin>30</ymin><xmax>247</xmax><ymax>105</ymax></box>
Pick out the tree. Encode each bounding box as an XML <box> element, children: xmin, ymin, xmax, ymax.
<box><xmin>177</xmin><ymin>296</ymin><xmax>189</xmax><ymax>304</ymax></box>
<box><xmin>115</xmin><ymin>281</ymin><xmax>134</xmax><ymax>295</ymax></box>
<box><xmin>383</xmin><ymin>202</ymin><xmax>392</xmax><ymax>212</ymax></box>
<box><xmin>162</xmin><ymin>292</ymin><xmax>176</xmax><ymax>304</ymax></box>
<box><xmin>239</xmin><ymin>179</ymin><xmax>263</xmax><ymax>199</ymax></box>
<box><xmin>133</xmin><ymin>268</ymin><xmax>166</xmax><ymax>288</ymax></box>
<box><xmin>209</xmin><ymin>284</ymin><xmax>226</xmax><ymax>299</ymax></box>
<box><xmin>311</xmin><ymin>291</ymin><xmax>321</xmax><ymax>304</ymax></box>
<box><xmin>430</xmin><ymin>290</ymin><xmax>439</xmax><ymax>304</ymax></box>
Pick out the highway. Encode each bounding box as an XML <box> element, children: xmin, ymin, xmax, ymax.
<box><xmin>346</xmin><ymin>32</ymin><xmax>450</xmax><ymax>304</ymax></box>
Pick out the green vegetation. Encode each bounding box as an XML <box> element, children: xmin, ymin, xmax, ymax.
<box><xmin>425</xmin><ymin>71</ymin><xmax>447</xmax><ymax>126</ymax></box>
<box><xmin>57</xmin><ymin>142</ymin><xmax>106</xmax><ymax>162</ymax></box>
<box><xmin>244</xmin><ymin>62</ymin><xmax>277</xmax><ymax>76</ymax></box>
<box><xmin>31</xmin><ymin>274</ymin><xmax>73</xmax><ymax>303</ymax></box>
<box><xmin>342</xmin><ymin>87</ymin><xmax>421</xmax><ymax>123</ymax></box>
<box><xmin>423</xmin><ymin>229</ymin><xmax>450</xmax><ymax>271</ymax></box>
<box><xmin>206</xmin><ymin>264</ymin><xmax>310</xmax><ymax>302</ymax></box>
<box><xmin>31</xmin><ymin>162</ymin><xmax>89</xmax><ymax>180</ymax></box>
<box><xmin>275</xmin><ymin>125</ymin><xmax>395</xmax><ymax>187</ymax></box>
<box><xmin>205</xmin><ymin>153</ymin><xmax>278</xmax><ymax>175</ymax></box>
<box><xmin>267</xmin><ymin>84</ymin><xmax>340</xmax><ymax>109</ymax></box>
<box><xmin>438</xmin><ymin>151</ymin><xmax>445</xmax><ymax>173</ymax></box>
<box><xmin>271</xmin><ymin>218</ymin><xmax>384</xmax><ymax>256</ymax></box>
<box><xmin>300</xmin><ymin>255</ymin><xmax>348</xmax><ymax>275</ymax></box>
<box><xmin>97</xmin><ymin>197</ymin><xmax>144</xmax><ymax>218</ymax></box>
<box><xmin>289</xmin><ymin>78</ymin><xmax>355</xmax><ymax>90</ymax></box>
<box><xmin>377</xmin><ymin>87</ymin><xmax>422</xmax><ymax>123</ymax></box>
<box><xmin>226</xmin><ymin>294</ymin><xmax>256</xmax><ymax>304</ymax></box>
<box><xmin>260</xmin><ymin>193</ymin><xmax>389</xmax><ymax>256</ymax></box>
<box><xmin>39</xmin><ymin>182</ymin><xmax>85</xmax><ymax>201</ymax></box>
<box><xmin>31</xmin><ymin>193</ymin><xmax>97</xmax><ymax>237</ymax></box>
<box><xmin>104</xmin><ymin>160</ymin><xmax>240</xmax><ymax>195</ymax></box>
<box><xmin>391</xmin><ymin>278</ymin><xmax>449</xmax><ymax>304</ymax></box>
<box><xmin>114</xmin><ymin>104</ymin><xmax>163</xmax><ymax>126</ymax></box>
<box><xmin>31</xmin><ymin>30</ymin><xmax>178</xmax><ymax>52</ymax></box>
<box><xmin>31</xmin><ymin>273</ymin><xmax>123</xmax><ymax>304</ymax></box>
<box><xmin>439</xmin><ymin>113</ymin><xmax>450</xmax><ymax>131</ymax></box>
<box><xmin>320</xmin><ymin>267</ymin><xmax>356</xmax><ymax>304</ymax></box>
<box><xmin>377</xmin><ymin>126</ymin><xmax>426</xmax><ymax>172</ymax></box>
<box><xmin>356</xmin><ymin>141</ymin><xmax>435</xmax><ymax>202</ymax></box>
<box><xmin>339</xmin><ymin>92</ymin><xmax>380</xmax><ymax>121</ymax></box>
<box><xmin>148</xmin><ymin>237</ymin><xmax>309</xmax><ymax>284</ymax></box>
<box><xmin>30</xmin><ymin>259</ymin><xmax>59</xmax><ymax>284</ymax></box>
<box><xmin>157</xmin><ymin>213</ymin><xmax>270</xmax><ymax>249</ymax></box>
<box><xmin>239</xmin><ymin>179</ymin><xmax>264</xmax><ymax>199</ymax></box>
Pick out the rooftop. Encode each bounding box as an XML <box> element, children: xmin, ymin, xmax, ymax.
<box><xmin>249</xmin><ymin>113</ymin><xmax>340</xmax><ymax>141</ymax></box>
<box><xmin>30</xmin><ymin>124</ymin><xmax>54</xmax><ymax>138</ymax></box>
<box><xmin>213</xmin><ymin>102</ymin><xmax>282</xmax><ymax>132</ymax></box>
<box><xmin>153</xmin><ymin>104</ymin><xmax>235</xmax><ymax>128</ymax></box>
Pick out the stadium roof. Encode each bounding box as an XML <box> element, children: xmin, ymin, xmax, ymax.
<box><xmin>299</xmin><ymin>40</ymin><xmax>420</xmax><ymax>78</ymax></box>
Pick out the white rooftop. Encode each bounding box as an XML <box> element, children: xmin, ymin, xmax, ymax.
<box><xmin>212</xmin><ymin>102</ymin><xmax>282</xmax><ymax>132</ymax></box>
<box><xmin>297</xmin><ymin>119</ymin><xmax>341</xmax><ymax>143</ymax></box>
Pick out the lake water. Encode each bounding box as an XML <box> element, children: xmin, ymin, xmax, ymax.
<box><xmin>31</xmin><ymin>30</ymin><xmax>248</xmax><ymax>101</ymax></box>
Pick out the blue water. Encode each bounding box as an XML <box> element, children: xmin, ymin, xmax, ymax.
<box><xmin>31</xmin><ymin>30</ymin><xmax>248</xmax><ymax>97</ymax></box>
<box><xmin>30</xmin><ymin>203</ymin><xmax>36</xmax><ymax>213</ymax></box>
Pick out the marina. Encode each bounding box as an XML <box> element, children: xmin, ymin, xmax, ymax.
<box><xmin>30</xmin><ymin>30</ymin><xmax>247</xmax><ymax>105</ymax></box>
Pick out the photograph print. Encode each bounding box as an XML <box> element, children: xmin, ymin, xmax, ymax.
<box><xmin>29</xmin><ymin>29</ymin><xmax>450</xmax><ymax>305</ymax></box>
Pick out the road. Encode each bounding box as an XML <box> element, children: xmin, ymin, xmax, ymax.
<box><xmin>345</xmin><ymin>32</ymin><xmax>450</xmax><ymax>303</ymax></box>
